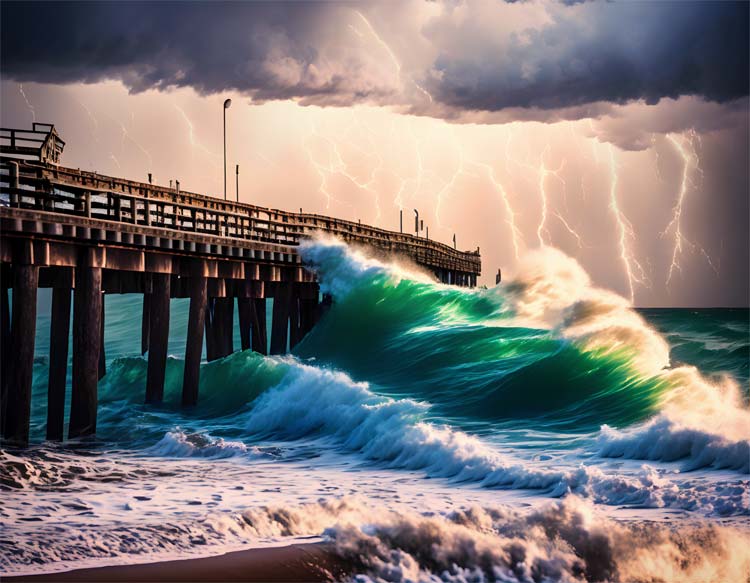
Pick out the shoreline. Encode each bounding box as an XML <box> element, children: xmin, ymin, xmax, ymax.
<box><xmin>6</xmin><ymin>543</ymin><xmax>349</xmax><ymax>583</ymax></box>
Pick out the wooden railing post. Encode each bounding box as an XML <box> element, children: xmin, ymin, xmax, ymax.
<box><xmin>9</xmin><ymin>161</ymin><xmax>19</xmax><ymax>207</ymax></box>
<box><xmin>144</xmin><ymin>189</ymin><xmax>151</xmax><ymax>226</ymax></box>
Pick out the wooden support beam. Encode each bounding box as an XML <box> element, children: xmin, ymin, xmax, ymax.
<box><xmin>317</xmin><ymin>293</ymin><xmax>333</xmax><ymax>323</ymax></box>
<box><xmin>145</xmin><ymin>273</ymin><xmax>171</xmax><ymax>404</ymax></box>
<box><xmin>214</xmin><ymin>298</ymin><xmax>234</xmax><ymax>358</ymax></box>
<box><xmin>182</xmin><ymin>277</ymin><xmax>207</xmax><ymax>407</ymax></box>
<box><xmin>141</xmin><ymin>292</ymin><xmax>151</xmax><ymax>355</ymax></box>
<box><xmin>69</xmin><ymin>265</ymin><xmax>102</xmax><ymax>439</ymax></box>
<box><xmin>98</xmin><ymin>295</ymin><xmax>106</xmax><ymax>380</ymax></box>
<box><xmin>251</xmin><ymin>298</ymin><xmax>267</xmax><ymax>355</ymax></box>
<box><xmin>289</xmin><ymin>287</ymin><xmax>301</xmax><ymax>350</ymax></box>
<box><xmin>238</xmin><ymin>298</ymin><xmax>252</xmax><ymax>351</ymax></box>
<box><xmin>299</xmin><ymin>296</ymin><xmax>319</xmax><ymax>338</ymax></box>
<box><xmin>0</xmin><ymin>286</ymin><xmax>10</xmax><ymax>437</ymax></box>
<box><xmin>3</xmin><ymin>265</ymin><xmax>39</xmax><ymax>445</ymax></box>
<box><xmin>205</xmin><ymin>298</ymin><xmax>218</xmax><ymax>362</ymax></box>
<box><xmin>270</xmin><ymin>282</ymin><xmax>292</xmax><ymax>355</ymax></box>
<box><xmin>47</xmin><ymin>286</ymin><xmax>71</xmax><ymax>441</ymax></box>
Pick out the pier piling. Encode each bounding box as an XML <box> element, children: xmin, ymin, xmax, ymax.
<box><xmin>271</xmin><ymin>283</ymin><xmax>292</xmax><ymax>354</ymax></box>
<box><xmin>145</xmin><ymin>273</ymin><xmax>170</xmax><ymax>404</ymax></box>
<box><xmin>182</xmin><ymin>277</ymin><xmax>207</xmax><ymax>407</ymax></box>
<box><xmin>238</xmin><ymin>298</ymin><xmax>252</xmax><ymax>351</ymax></box>
<box><xmin>1</xmin><ymin>286</ymin><xmax>11</xmax><ymax>436</ymax></box>
<box><xmin>69</xmin><ymin>264</ymin><xmax>102</xmax><ymax>439</ymax></box>
<box><xmin>141</xmin><ymin>292</ymin><xmax>151</xmax><ymax>355</ymax></box>
<box><xmin>98</xmin><ymin>296</ymin><xmax>106</xmax><ymax>380</ymax></box>
<box><xmin>47</xmin><ymin>285</ymin><xmax>71</xmax><ymax>441</ymax></box>
<box><xmin>251</xmin><ymin>298</ymin><xmax>267</xmax><ymax>355</ymax></box>
<box><xmin>4</xmin><ymin>263</ymin><xmax>39</xmax><ymax>446</ymax></box>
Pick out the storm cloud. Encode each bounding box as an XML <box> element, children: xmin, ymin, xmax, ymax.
<box><xmin>1</xmin><ymin>0</ymin><xmax>747</xmax><ymax>122</ymax></box>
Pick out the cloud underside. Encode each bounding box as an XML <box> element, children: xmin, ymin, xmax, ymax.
<box><xmin>2</xmin><ymin>1</ymin><xmax>748</xmax><ymax>129</ymax></box>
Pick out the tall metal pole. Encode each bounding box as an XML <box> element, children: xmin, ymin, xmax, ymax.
<box><xmin>223</xmin><ymin>108</ymin><xmax>226</xmax><ymax>201</ymax></box>
<box><xmin>223</xmin><ymin>98</ymin><xmax>232</xmax><ymax>200</ymax></box>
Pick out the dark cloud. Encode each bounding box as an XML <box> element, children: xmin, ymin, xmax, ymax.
<box><xmin>1</xmin><ymin>1</ymin><xmax>748</xmax><ymax>118</ymax></box>
<box><xmin>424</xmin><ymin>1</ymin><xmax>748</xmax><ymax>112</ymax></box>
<box><xmin>1</xmin><ymin>2</ymin><xmax>397</xmax><ymax>104</ymax></box>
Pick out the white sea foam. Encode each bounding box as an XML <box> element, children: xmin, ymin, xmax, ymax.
<box><xmin>239</xmin><ymin>358</ymin><xmax>748</xmax><ymax>514</ymax></box>
<box><xmin>147</xmin><ymin>430</ymin><xmax>259</xmax><ymax>459</ymax></box>
<box><xmin>232</xmin><ymin>496</ymin><xmax>750</xmax><ymax>583</ymax></box>
<box><xmin>299</xmin><ymin>234</ymin><xmax>434</xmax><ymax>300</ymax></box>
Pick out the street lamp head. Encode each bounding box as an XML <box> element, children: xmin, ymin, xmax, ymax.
<box><xmin>224</xmin><ymin>98</ymin><xmax>232</xmax><ymax>109</ymax></box>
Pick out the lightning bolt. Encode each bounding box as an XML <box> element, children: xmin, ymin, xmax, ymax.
<box><xmin>553</xmin><ymin>211</ymin><xmax>584</xmax><ymax>249</ymax></box>
<box><xmin>18</xmin><ymin>84</ymin><xmax>36</xmax><ymax>123</ymax></box>
<box><xmin>175</xmin><ymin>105</ymin><xmax>221</xmax><ymax>169</ymax></box>
<box><xmin>75</xmin><ymin>99</ymin><xmax>98</xmax><ymax>135</ymax></box>
<box><xmin>434</xmin><ymin>141</ymin><xmax>469</xmax><ymax>231</ymax></box>
<box><xmin>467</xmin><ymin>159</ymin><xmax>524</xmax><ymax>260</ymax></box>
<box><xmin>396</xmin><ymin>121</ymin><xmax>426</xmax><ymax>210</ymax></box>
<box><xmin>116</xmin><ymin>116</ymin><xmax>153</xmax><ymax>169</ymax></box>
<box><xmin>606</xmin><ymin>144</ymin><xmax>649</xmax><ymax>303</ymax></box>
<box><xmin>302</xmin><ymin>123</ymin><xmax>357</xmax><ymax>213</ymax></box>
<box><xmin>353</xmin><ymin>11</ymin><xmax>433</xmax><ymax>104</ymax></box>
<box><xmin>662</xmin><ymin>131</ymin><xmax>719</xmax><ymax>287</ymax></box>
<box><xmin>536</xmin><ymin>147</ymin><xmax>552</xmax><ymax>247</ymax></box>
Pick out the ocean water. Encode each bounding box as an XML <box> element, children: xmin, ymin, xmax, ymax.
<box><xmin>2</xmin><ymin>238</ymin><xmax>749</xmax><ymax>582</ymax></box>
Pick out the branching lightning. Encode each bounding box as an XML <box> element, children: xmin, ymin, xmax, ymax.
<box><xmin>354</xmin><ymin>11</ymin><xmax>433</xmax><ymax>104</ymax></box>
<box><xmin>467</xmin><ymin>159</ymin><xmax>524</xmax><ymax>260</ymax></box>
<box><xmin>116</xmin><ymin>116</ymin><xmax>153</xmax><ymax>169</ymax></box>
<box><xmin>302</xmin><ymin>123</ymin><xmax>358</xmax><ymax>212</ymax></box>
<box><xmin>662</xmin><ymin>131</ymin><xmax>719</xmax><ymax>287</ymax></box>
<box><xmin>18</xmin><ymin>84</ymin><xmax>36</xmax><ymax>123</ymax></box>
<box><xmin>606</xmin><ymin>144</ymin><xmax>649</xmax><ymax>303</ymax></box>
<box><xmin>175</xmin><ymin>104</ymin><xmax>221</xmax><ymax>169</ymax></box>
<box><xmin>535</xmin><ymin>146</ymin><xmax>572</xmax><ymax>248</ymax></box>
<box><xmin>434</xmin><ymin>139</ymin><xmax>471</xmax><ymax>231</ymax></box>
<box><xmin>553</xmin><ymin>211</ymin><xmax>584</xmax><ymax>249</ymax></box>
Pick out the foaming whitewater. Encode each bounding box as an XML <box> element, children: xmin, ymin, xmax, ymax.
<box><xmin>2</xmin><ymin>235</ymin><xmax>748</xmax><ymax>578</ymax></box>
<box><xmin>237</xmin><ymin>496</ymin><xmax>750</xmax><ymax>583</ymax></box>
<box><xmin>298</xmin><ymin>237</ymin><xmax>749</xmax><ymax>471</ymax></box>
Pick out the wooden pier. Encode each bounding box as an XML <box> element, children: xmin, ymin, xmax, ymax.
<box><xmin>0</xmin><ymin>123</ymin><xmax>481</xmax><ymax>446</ymax></box>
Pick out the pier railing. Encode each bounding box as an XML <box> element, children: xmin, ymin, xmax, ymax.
<box><xmin>0</xmin><ymin>159</ymin><xmax>481</xmax><ymax>275</ymax></box>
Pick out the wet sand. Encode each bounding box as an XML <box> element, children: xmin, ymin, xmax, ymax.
<box><xmin>7</xmin><ymin>543</ymin><xmax>349</xmax><ymax>582</ymax></box>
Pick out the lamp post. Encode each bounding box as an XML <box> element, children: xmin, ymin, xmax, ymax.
<box><xmin>223</xmin><ymin>98</ymin><xmax>232</xmax><ymax>200</ymax></box>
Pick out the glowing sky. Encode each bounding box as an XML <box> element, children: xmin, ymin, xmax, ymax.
<box><xmin>1</xmin><ymin>1</ymin><xmax>748</xmax><ymax>307</ymax></box>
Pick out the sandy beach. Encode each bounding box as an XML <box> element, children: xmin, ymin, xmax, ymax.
<box><xmin>7</xmin><ymin>544</ymin><xmax>346</xmax><ymax>583</ymax></box>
